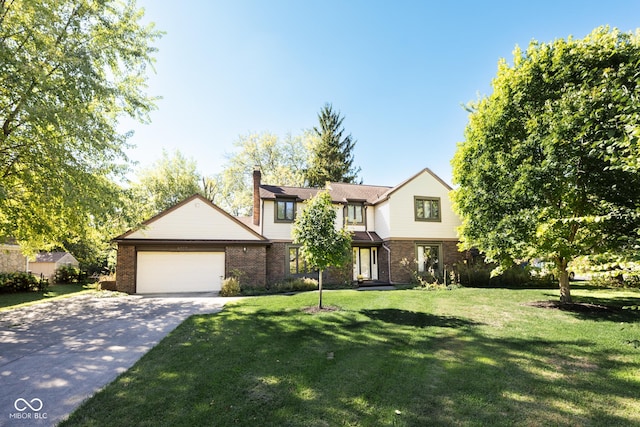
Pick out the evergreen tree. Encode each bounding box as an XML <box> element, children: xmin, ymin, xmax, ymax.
<box><xmin>306</xmin><ymin>103</ymin><xmax>361</xmax><ymax>187</ymax></box>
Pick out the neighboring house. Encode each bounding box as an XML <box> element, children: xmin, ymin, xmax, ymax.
<box><xmin>0</xmin><ymin>244</ymin><xmax>28</xmax><ymax>274</ymax></box>
<box><xmin>113</xmin><ymin>168</ymin><xmax>466</xmax><ymax>294</ymax></box>
<box><xmin>30</xmin><ymin>252</ymin><xmax>79</xmax><ymax>281</ymax></box>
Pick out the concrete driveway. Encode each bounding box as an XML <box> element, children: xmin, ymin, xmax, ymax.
<box><xmin>0</xmin><ymin>292</ymin><xmax>240</xmax><ymax>426</ymax></box>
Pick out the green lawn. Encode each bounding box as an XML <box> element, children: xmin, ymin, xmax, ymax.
<box><xmin>63</xmin><ymin>286</ymin><xmax>640</xmax><ymax>427</ymax></box>
<box><xmin>0</xmin><ymin>283</ymin><xmax>97</xmax><ymax>310</ymax></box>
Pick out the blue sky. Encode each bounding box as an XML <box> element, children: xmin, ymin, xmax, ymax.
<box><xmin>124</xmin><ymin>0</ymin><xmax>640</xmax><ymax>187</ymax></box>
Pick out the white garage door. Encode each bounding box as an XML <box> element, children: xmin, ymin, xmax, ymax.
<box><xmin>136</xmin><ymin>251</ymin><xmax>225</xmax><ymax>293</ymax></box>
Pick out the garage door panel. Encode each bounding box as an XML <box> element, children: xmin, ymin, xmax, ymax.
<box><xmin>136</xmin><ymin>252</ymin><xmax>224</xmax><ymax>293</ymax></box>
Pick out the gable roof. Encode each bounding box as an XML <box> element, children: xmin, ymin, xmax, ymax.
<box><xmin>260</xmin><ymin>182</ymin><xmax>392</xmax><ymax>204</ymax></box>
<box><xmin>114</xmin><ymin>194</ymin><xmax>267</xmax><ymax>241</ymax></box>
<box><xmin>259</xmin><ymin>168</ymin><xmax>450</xmax><ymax>205</ymax></box>
<box><xmin>372</xmin><ymin>168</ymin><xmax>452</xmax><ymax>204</ymax></box>
<box><xmin>34</xmin><ymin>252</ymin><xmax>76</xmax><ymax>263</ymax></box>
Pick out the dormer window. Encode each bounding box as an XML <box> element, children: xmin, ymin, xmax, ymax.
<box><xmin>275</xmin><ymin>199</ymin><xmax>295</xmax><ymax>222</ymax></box>
<box><xmin>346</xmin><ymin>203</ymin><xmax>364</xmax><ymax>225</ymax></box>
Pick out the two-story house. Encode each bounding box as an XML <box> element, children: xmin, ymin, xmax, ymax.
<box><xmin>113</xmin><ymin>168</ymin><xmax>464</xmax><ymax>293</ymax></box>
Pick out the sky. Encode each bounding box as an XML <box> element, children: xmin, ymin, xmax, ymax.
<box><xmin>123</xmin><ymin>0</ymin><xmax>640</xmax><ymax>187</ymax></box>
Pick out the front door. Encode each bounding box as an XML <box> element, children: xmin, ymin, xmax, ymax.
<box><xmin>353</xmin><ymin>247</ymin><xmax>378</xmax><ymax>281</ymax></box>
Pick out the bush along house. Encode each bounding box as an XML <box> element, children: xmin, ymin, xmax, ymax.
<box><xmin>113</xmin><ymin>168</ymin><xmax>466</xmax><ymax>293</ymax></box>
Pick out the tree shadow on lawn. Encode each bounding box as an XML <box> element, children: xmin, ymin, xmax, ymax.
<box><xmin>64</xmin><ymin>301</ymin><xmax>640</xmax><ymax>427</ymax></box>
<box><xmin>361</xmin><ymin>308</ymin><xmax>478</xmax><ymax>329</ymax></box>
<box><xmin>533</xmin><ymin>293</ymin><xmax>640</xmax><ymax>323</ymax></box>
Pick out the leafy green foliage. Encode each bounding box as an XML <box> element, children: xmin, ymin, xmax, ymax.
<box><xmin>220</xmin><ymin>277</ymin><xmax>241</xmax><ymax>297</ymax></box>
<box><xmin>129</xmin><ymin>149</ymin><xmax>202</xmax><ymax>220</ymax></box>
<box><xmin>54</xmin><ymin>265</ymin><xmax>83</xmax><ymax>284</ymax></box>
<box><xmin>292</xmin><ymin>191</ymin><xmax>352</xmax><ymax>307</ymax></box>
<box><xmin>452</xmin><ymin>27</ymin><xmax>640</xmax><ymax>303</ymax></box>
<box><xmin>305</xmin><ymin>103</ymin><xmax>361</xmax><ymax>187</ymax></box>
<box><xmin>0</xmin><ymin>0</ymin><xmax>161</xmax><ymax>253</ymax></box>
<box><xmin>0</xmin><ymin>272</ymin><xmax>47</xmax><ymax>293</ymax></box>
<box><xmin>203</xmin><ymin>132</ymin><xmax>312</xmax><ymax>216</ymax></box>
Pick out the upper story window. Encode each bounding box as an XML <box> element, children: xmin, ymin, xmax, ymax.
<box><xmin>275</xmin><ymin>199</ymin><xmax>295</xmax><ymax>222</ymax></box>
<box><xmin>345</xmin><ymin>203</ymin><xmax>364</xmax><ymax>225</ymax></box>
<box><xmin>414</xmin><ymin>197</ymin><xmax>441</xmax><ymax>222</ymax></box>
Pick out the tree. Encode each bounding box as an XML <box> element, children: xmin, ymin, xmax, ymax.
<box><xmin>204</xmin><ymin>131</ymin><xmax>312</xmax><ymax>216</ymax></box>
<box><xmin>130</xmin><ymin>149</ymin><xmax>202</xmax><ymax>220</ymax></box>
<box><xmin>305</xmin><ymin>103</ymin><xmax>361</xmax><ymax>187</ymax></box>
<box><xmin>452</xmin><ymin>27</ymin><xmax>640</xmax><ymax>303</ymax></box>
<box><xmin>0</xmin><ymin>0</ymin><xmax>161</xmax><ymax>253</ymax></box>
<box><xmin>292</xmin><ymin>191</ymin><xmax>352</xmax><ymax>308</ymax></box>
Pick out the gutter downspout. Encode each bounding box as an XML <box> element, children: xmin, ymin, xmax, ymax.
<box><xmin>382</xmin><ymin>243</ymin><xmax>393</xmax><ymax>284</ymax></box>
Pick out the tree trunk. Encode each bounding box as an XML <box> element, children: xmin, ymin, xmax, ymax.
<box><xmin>557</xmin><ymin>258</ymin><xmax>572</xmax><ymax>304</ymax></box>
<box><xmin>318</xmin><ymin>269</ymin><xmax>323</xmax><ymax>309</ymax></box>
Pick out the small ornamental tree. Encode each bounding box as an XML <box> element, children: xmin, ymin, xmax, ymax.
<box><xmin>292</xmin><ymin>191</ymin><xmax>352</xmax><ymax>308</ymax></box>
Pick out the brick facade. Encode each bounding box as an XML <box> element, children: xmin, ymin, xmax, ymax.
<box><xmin>226</xmin><ymin>245</ymin><xmax>266</xmax><ymax>287</ymax></box>
<box><xmin>266</xmin><ymin>242</ymin><xmax>287</xmax><ymax>285</ymax></box>
<box><xmin>115</xmin><ymin>244</ymin><xmax>136</xmax><ymax>293</ymax></box>
<box><xmin>115</xmin><ymin>239</ymin><xmax>466</xmax><ymax>292</ymax></box>
<box><xmin>384</xmin><ymin>239</ymin><xmax>466</xmax><ymax>284</ymax></box>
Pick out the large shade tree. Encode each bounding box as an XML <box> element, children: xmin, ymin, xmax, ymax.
<box><xmin>292</xmin><ymin>191</ymin><xmax>352</xmax><ymax>309</ymax></box>
<box><xmin>130</xmin><ymin>149</ymin><xmax>202</xmax><ymax>220</ymax></box>
<box><xmin>452</xmin><ymin>27</ymin><xmax>640</xmax><ymax>303</ymax></box>
<box><xmin>203</xmin><ymin>131</ymin><xmax>312</xmax><ymax>216</ymax></box>
<box><xmin>305</xmin><ymin>103</ymin><xmax>361</xmax><ymax>187</ymax></box>
<box><xmin>0</xmin><ymin>0</ymin><xmax>161</xmax><ymax>253</ymax></box>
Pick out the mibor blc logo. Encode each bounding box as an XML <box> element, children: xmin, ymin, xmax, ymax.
<box><xmin>9</xmin><ymin>398</ymin><xmax>47</xmax><ymax>420</ymax></box>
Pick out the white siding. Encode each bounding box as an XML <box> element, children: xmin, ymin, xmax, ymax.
<box><xmin>126</xmin><ymin>198</ymin><xmax>261</xmax><ymax>240</ymax></box>
<box><xmin>261</xmin><ymin>200</ymin><xmax>296</xmax><ymax>240</ymax></box>
<box><xmin>382</xmin><ymin>170</ymin><xmax>460</xmax><ymax>239</ymax></box>
<box><xmin>262</xmin><ymin>201</ymin><xmax>347</xmax><ymax>240</ymax></box>
<box><xmin>374</xmin><ymin>200</ymin><xmax>391</xmax><ymax>239</ymax></box>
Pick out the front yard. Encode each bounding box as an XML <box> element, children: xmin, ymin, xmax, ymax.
<box><xmin>62</xmin><ymin>285</ymin><xmax>640</xmax><ymax>426</ymax></box>
<box><xmin>0</xmin><ymin>283</ymin><xmax>98</xmax><ymax>310</ymax></box>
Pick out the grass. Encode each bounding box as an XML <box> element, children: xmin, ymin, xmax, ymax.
<box><xmin>62</xmin><ymin>285</ymin><xmax>640</xmax><ymax>426</ymax></box>
<box><xmin>0</xmin><ymin>282</ymin><xmax>97</xmax><ymax>310</ymax></box>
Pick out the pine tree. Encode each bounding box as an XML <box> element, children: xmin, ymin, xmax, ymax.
<box><xmin>306</xmin><ymin>103</ymin><xmax>361</xmax><ymax>187</ymax></box>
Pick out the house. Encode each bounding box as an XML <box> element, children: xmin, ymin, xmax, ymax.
<box><xmin>0</xmin><ymin>244</ymin><xmax>28</xmax><ymax>274</ymax></box>
<box><xmin>113</xmin><ymin>168</ymin><xmax>465</xmax><ymax>293</ymax></box>
<box><xmin>29</xmin><ymin>252</ymin><xmax>79</xmax><ymax>281</ymax></box>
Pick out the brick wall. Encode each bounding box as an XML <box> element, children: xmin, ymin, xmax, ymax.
<box><xmin>266</xmin><ymin>242</ymin><xmax>287</xmax><ymax>285</ymax></box>
<box><xmin>226</xmin><ymin>245</ymin><xmax>266</xmax><ymax>287</ymax></box>
<box><xmin>115</xmin><ymin>244</ymin><xmax>136</xmax><ymax>293</ymax></box>
<box><xmin>0</xmin><ymin>245</ymin><xmax>27</xmax><ymax>273</ymax></box>
<box><xmin>385</xmin><ymin>239</ymin><xmax>465</xmax><ymax>284</ymax></box>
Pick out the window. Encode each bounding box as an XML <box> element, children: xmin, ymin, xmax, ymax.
<box><xmin>288</xmin><ymin>246</ymin><xmax>310</xmax><ymax>275</ymax></box>
<box><xmin>416</xmin><ymin>243</ymin><xmax>441</xmax><ymax>274</ymax></box>
<box><xmin>414</xmin><ymin>197</ymin><xmax>441</xmax><ymax>221</ymax></box>
<box><xmin>276</xmin><ymin>199</ymin><xmax>295</xmax><ymax>222</ymax></box>
<box><xmin>346</xmin><ymin>203</ymin><xmax>364</xmax><ymax>224</ymax></box>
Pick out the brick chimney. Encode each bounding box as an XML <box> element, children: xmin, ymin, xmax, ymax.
<box><xmin>252</xmin><ymin>166</ymin><xmax>261</xmax><ymax>225</ymax></box>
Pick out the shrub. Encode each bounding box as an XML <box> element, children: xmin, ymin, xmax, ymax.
<box><xmin>0</xmin><ymin>272</ymin><xmax>48</xmax><ymax>293</ymax></box>
<box><xmin>271</xmin><ymin>277</ymin><xmax>318</xmax><ymax>293</ymax></box>
<box><xmin>55</xmin><ymin>265</ymin><xmax>83</xmax><ymax>284</ymax></box>
<box><xmin>220</xmin><ymin>277</ymin><xmax>241</xmax><ymax>297</ymax></box>
<box><xmin>454</xmin><ymin>261</ymin><xmax>554</xmax><ymax>288</ymax></box>
<box><xmin>589</xmin><ymin>274</ymin><xmax>640</xmax><ymax>288</ymax></box>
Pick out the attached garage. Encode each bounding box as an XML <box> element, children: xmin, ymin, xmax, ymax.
<box><xmin>113</xmin><ymin>195</ymin><xmax>269</xmax><ymax>294</ymax></box>
<box><xmin>136</xmin><ymin>251</ymin><xmax>225</xmax><ymax>293</ymax></box>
